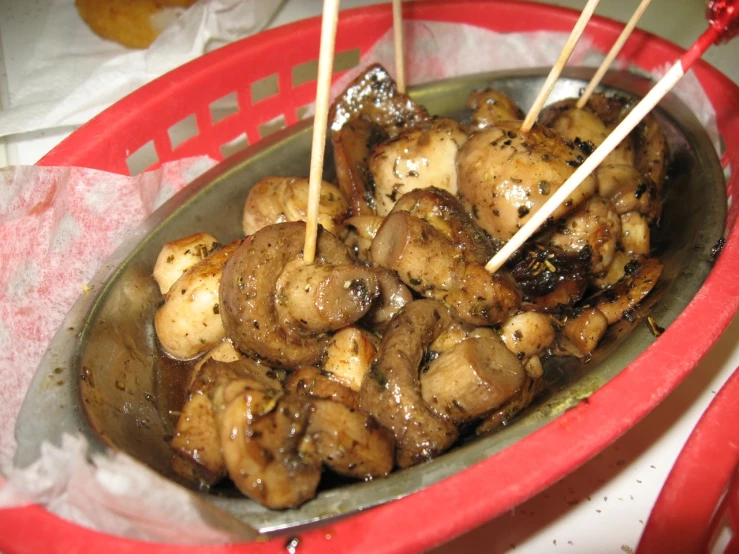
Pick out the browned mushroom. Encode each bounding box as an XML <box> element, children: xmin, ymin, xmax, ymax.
<box><xmin>466</xmin><ymin>88</ymin><xmax>525</xmax><ymax>130</ymax></box>
<box><xmin>371</xmin><ymin>211</ymin><xmax>520</xmax><ymax>326</ymax></box>
<box><xmin>220</xmin><ymin>222</ymin><xmax>378</xmax><ymax>368</ymax></box>
<box><xmin>359</xmin><ymin>299</ymin><xmax>460</xmax><ymax>468</ymax></box>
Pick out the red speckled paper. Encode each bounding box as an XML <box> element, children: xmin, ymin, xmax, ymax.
<box><xmin>0</xmin><ymin>158</ymin><xmax>215</xmax><ymax>469</ymax></box>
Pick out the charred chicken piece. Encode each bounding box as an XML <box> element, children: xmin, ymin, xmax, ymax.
<box><xmin>369</xmin><ymin>117</ymin><xmax>468</xmax><ymax>215</ymax></box>
<box><xmin>457</xmin><ymin>121</ymin><xmax>597</xmax><ymax>241</ymax></box>
<box><xmin>328</xmin><ymin>63</ymin><xmax>429</xmax><ymax>138</ymax></box>
<box><xmin>548</xmin><ymin>196</ymin><xmax>622</xmax><ymax>276</ymax></box>
<box><xmin>359</xmin><ymin>300</ymin><xmax>460</xmax><ymax>467</ymax></box>
<box><xmin>594</xmin><ymin>256</ymin><xmax>664</xmax><ymax>324</ymax></box>
<box><xmin>390</xmin><ymin>187</ymin><xmax>495</xmax><ymax>265</ymax></box>
<box><xmin>597</xmin><ymin>164</ymin><xmax>661</xmax><ymax>222</ymax></box>
<box><xmin>242</xmin><ymin>177</ymin><xmax>349</xmax><ymax>236</ymax></box>
<box><xmin>508</xmin><ymin>243</ymin><xmax>588</xmax><ymax>312</ymax></box>
<box><xmin>332</xmin><ymin>118</ymin><xmax>388</xmax><ymax>216</ymax></box>
<box><xmin>371</xmin><ymin>211</ymin><xmax>520</xmax><ymax>326</ymax></box>
<box><xmin>155</xmin><ymin>240</ymin><xmax>240</xmax><ymax>360</ymax></box>
<box><xmin>220</xmin><ymin>222</ymin><xmax>376</xmax><ymax>369</ymax></box>
<box><xmin>466</xmin><ymin>88</ymin><xmax>525</xmax><ymax>130</ymax></box>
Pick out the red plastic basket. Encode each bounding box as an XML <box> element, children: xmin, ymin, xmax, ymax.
<box><xmin>637</xmin><ymin>366</ymin><xmax>739</xmax><ymax>554</ymax></box>
<box><xmin>2</xmin><ymin>1</ymin><xmax>739</xmax><ymax>553</ymax></box>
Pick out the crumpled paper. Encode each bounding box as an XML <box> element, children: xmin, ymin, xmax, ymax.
<box><xmin>0</xmin><ymin>0</ymin><xmax>284</xmax><ymax>138</ymax></box>
<box><xmin>0</xmin><ymin>17</ymin><xmax>720</xmax><ymax>545</ymax></box>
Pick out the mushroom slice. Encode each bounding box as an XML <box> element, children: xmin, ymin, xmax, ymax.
<box><xmin>369</xmin><ymin>117</ymin><xmax>468</xmax><ymax>215</ymax></box>
<box><xmin>595</xmin><ymin>257</ymin><xmax>664</xmax><ymax>324</ymax></box>
<box><xmin>558</xmin><ymin>307</ymin><xmax>609</xmax><ymax>357</ymax></box>
<box><xmin>359</xmin><ymin>299</ymin><xmax>460</xmax><ymax>468</ymax></box>
<box><xmin>391</xmin><ymin>187</ymin><xmax>495</xmax><ymax>265</ymax></box>
<box><xmin>548</xmin><ymin>196</ymin><xmax>622</xmax><ymax>275</ymax></box>
<box><xmin>344</xmin><ymin>214</ymin><xmax>385</xmax><ymax>262</ymax></box>
<box><xmin>421</xmin><ymin>334</ymin><xmax>525</xmax><ymax>423</ymax></box>
<box><xmin>154</xmin><ymin>240</ymin><xmax>240</xmax><ymax>360</ymax></box>
<box><xmin>499</xmin><ymin>311</ymin><xmax>556</xmax><ymax>360</ymax></box>
<box><xmin>323</xmin><ymin>325</ymin><xmax>379</xmax><ymax>392</ymax></box>
<box><xmin>457</xmin><ymin>121</ymin><xmax>597</xmax><ymax>241</ymax></box>
<box><xmin>220</xmin><ymin>222</ymin><xmax>370</xmax><ymax>369</ymax></box>
<box><xmin>308</xmin><ymin>398</ymin><xmax>395</xmax><ymax>479</ymax></box>
<box><xmin>634</xmin><ymin>113</ymin><xmax>668</xmax><ymax>192</ymax></box>
<box><xmin>466</xmin><ymin>88</ymin><xmax>525</xmax><ymax>130</ymax></box>
<box><xmin>328</xmin><ymin>63</ymin><xmax>428</xmax><ymax>138</ymax></box>
<box><xmin>285</xmin><ymin>366</ymin><xmax>360</xmax><ymax>409</ymax></box>
<box><xmin>213</xmin><ymin>382</ymin><xmax>320</xmax><ymax>509</ymax></box>
<box><xmin>476</xmin><ymin>373</ymin><xmax>545</xmax><ymax>435</ymax></box>
<box><xmin>171</xmin><ymin>357</ymin><xmax>280</xmax><ymax>487</ymax></box>
<box><xmin>242</xmin><ymin>177</ymin><xmax>348</xmax><ymax>236</ymax></box>
<box><xmin>153</xmin><ymin>232</ymin><xmax>221</xmax><ymax>294</ymax></box>
<box><xmin>371</xmin><ymin>212</ymin><xmax>520</xmax><ymax>326</ymax></box>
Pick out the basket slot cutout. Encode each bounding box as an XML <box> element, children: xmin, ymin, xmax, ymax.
<box><xmin>220</xmin><ymin>133</ymin><xmax>249</xmax><ymax>159</ymax></box>
<box><xmin>168</xmin><ymin>114</ymin><xmax>199</xmax><ymax>151</ymax></box>
<box><xmin>251</xmin><ymin>74</ymin><xmax>279</xmax><ymax>104</ymax></box>
<box><xmin>291</xmin><ymin>48</ymin><xmax>361</xmax><ymax>87</ymax></box>
<box><xmin>296</xmin><ymin>105</ymin><xmax>313</xmax><ymax>120</ymax></box>
<box><xmin>126</xmin><ymin>140</ymin><xmax>158</xmax><ymax>175</ymax></box>
<box><xmin>258</xmin><ymin>114</ymin><xmax>286</xmax><ymax>138</ymax></box>
<box><xmin>210</xmin><ymin>92</ymin><xmax>240</xmax><ymax>124</ymax></box>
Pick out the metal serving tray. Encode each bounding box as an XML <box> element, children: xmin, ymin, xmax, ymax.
<box><xmin>14</xmin><ymin>67</ymin><xmax>726</xmax><ymax>535</ymax></box>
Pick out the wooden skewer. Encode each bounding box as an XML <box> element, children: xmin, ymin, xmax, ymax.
<box><xmin>485</xmin><ymin>12</ymin><xmax>735</xmax><ymax>275</ymax></box>
<box><xmin>304</xmin><ymin>0</ymin><xmax>341</xmax><ymax>264</ymax></box>
<box><xmin>576</xmin><ymin>0</ymin><xmax>652</xmax><ymax>109</ymax></box>
<box><xmin>521</xmin><ymin>0</ymin><xmax>601</xmax><ymax>132</ymax></box>
<box><xmin>393</xmin><ymin>0</ymin><xmax>406</xmax><ymax>93</ymax></box>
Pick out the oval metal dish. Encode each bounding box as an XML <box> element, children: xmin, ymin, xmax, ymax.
<box><xmin>14</xmin><ymin>67</ymin><xmax>725</xmax><ymax>535</ymax></box>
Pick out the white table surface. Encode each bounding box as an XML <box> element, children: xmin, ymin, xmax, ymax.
<box><xmin>1</xmin><ymin>1</ymin><xmax>737</xmax><ymax>553</ymax></box>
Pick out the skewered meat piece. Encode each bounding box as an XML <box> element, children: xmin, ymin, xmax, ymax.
<box><xmin>220</xmin><ymin>222</ymin><xmax>378</xmax><ymax>369</ymax></box>
<box><xmin>548</xmin><ymin>196</ymin><xmax>622</xmax><ymax>275</ymax></box>
<box><xmin>329</xmin><ymin>64</ymin><xmax>429</xmax><ymax>215</ymax></box>
<box><xmin>155</xmin><ymin>240</ymin><xmax>240</xmax><ymax>360</ymax></box>
<box><xmin>242</xmin><ymin>177</ymin><xmax>349</xmax><ymax>236</ymax></box>
<box><xmin>420</xmin><ymin>333</ymin><xmax>526</xmax><ymax>424</ymax></box>
<box><xmin>369</xmin><ymin>117</ymin><xmax>468</xmax><ymax>215</ymax></box>
<box><xmin>371</xmin><ymin>211</ymin><xmax>520</xmax><ymax>326</ymax></box>
<box><xmin>508</xmin><ymin>243</ymin><xmax>588</xmax><ymax>312</ymax></box>
<box><xmin>466</xmin><ymin>88</ymin><xmax>525</xmax><ymax>130</ymax></box>
<box><xmin>390</xmin><ymin>187</ymin><xmax>495</xmax><ymax>265</ymax></box>
<box><xmin>359</xmin><ymin>300</ymin><xmax>460</xmax><ymax>467</ymax></box>
<box><xmin>457</xmin><ymin>121</ymin><xmax>597</xmax><ymax>241</ymax></box>
<box><xmin>153</xmin><ymin>232</ymin><xmax>221</xmax><ymax>294</ymax></box>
